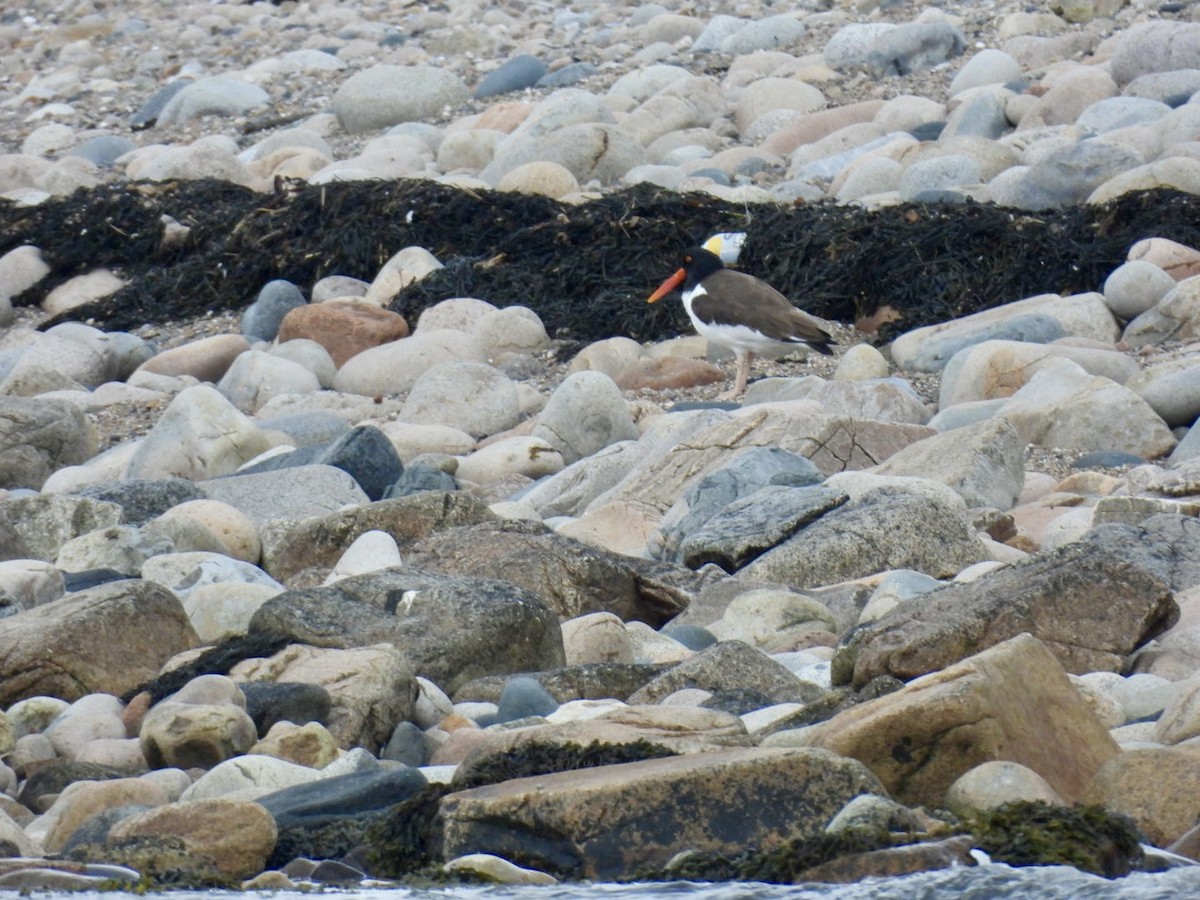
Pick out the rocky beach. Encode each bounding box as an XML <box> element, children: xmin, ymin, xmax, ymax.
<box><xmin>3</xmin><ymin>0</ymin><xmax>1200</xmax><ymax>891</ymax></box>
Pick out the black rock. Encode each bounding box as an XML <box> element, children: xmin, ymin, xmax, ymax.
<box><xmin>62</xmin><ymin>568</ymin><xmax>132</xmax><ymax>592</ymax></box>
<box><xmin>259</xmin><ymin>767</ymin><xmax>429</xmax><ymax>829</ymax></box>
<box><xmin>236</xmin><ymin>425</ymin><xmax>402</xmax><ymax>502</ymax></box>
<box><xmin>240</xmin><ymin>681</ymin><xmax>332</xmax><ymax>736</ymax></box>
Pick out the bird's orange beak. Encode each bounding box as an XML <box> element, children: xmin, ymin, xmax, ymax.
<box><xmin>648</xmin><ymin>268</ymin><xmax>685</xmax><ymax>303</ymax></box>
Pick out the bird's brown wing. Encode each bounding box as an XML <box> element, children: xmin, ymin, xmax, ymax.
<box><xmin>691</xmin><ymin>269</ymin><xmax>834</xmax><ymax>348</ymax></box>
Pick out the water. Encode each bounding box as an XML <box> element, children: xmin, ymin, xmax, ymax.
<box><xmin>49</xmin><ymin>864</ymin><xmax>1200</xmax><ymax>900</ymax></box>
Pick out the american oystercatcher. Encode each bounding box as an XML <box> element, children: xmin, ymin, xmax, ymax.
<box><xmin>648</xmin><ymin>239</ymin><xmax>835</xmax><ymax>400</ymax></box>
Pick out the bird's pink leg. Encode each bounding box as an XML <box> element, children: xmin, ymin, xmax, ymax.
<box><xmin>717</xmin><ymin>350</ymin><xmax>753</xmax><ymax>400</ymax></box>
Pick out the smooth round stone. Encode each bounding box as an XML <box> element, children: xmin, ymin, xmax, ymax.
<box><xmin>949</xmin><ymin>48</ymin><xmax>1023</xmax><ymax>96</ymax></box>
<box><xmin>332</xmin><ymin>328</ymin><xmax>485</xmax><ymax>396</ymax></box>
<box><xmin>496</xmin><ymin>160</ymin><xmax>581</xmax><ymax>198</ymax></box>
<box><xmin>622</xmin><ymin>164</ymin><xmax>685</xmax><ymax>189</ymax></box>
<box><xmin>136</xmin><ymin>333</ymin><xmax>250</xmax><ymax>383</ymax></box>
<box><xmin>471</xmin><ymin>306</ymin><xmax>551</xmax><ymax>360</ymax></box>
<box><xmin>242</xmin><ymin>280</ymin><xmax>306</xmax><ymax>343</ymax></box>
<box><xmin>381</xmin><ymin>721</ymin><xmax>430</xmax><ymax>767</ymax></box>
<box><xmin>436</xmin><ymin>130</ymin><xmax>504</xmax><ymax>172</ymax></box>
<box><xmin>897</xmin><ymin>154</ymin><xmax>981</xmax><ymax>202</ymax></box>
<box><xmin>1110</xmin><ymin>21</ymin><xmax>1200</xmax><ymax>87</ymax></box>
<box><xmin>217</xmin><ymin>349</ymin><xmax>321</xmax><ymax>414</ymax></box>
<box><xmin>823</xmin><ymin>23</ymin><xmax>896</xmax><ymax>71</ymax></box>
<box><xmin>720</xmin><ymin>15</ymin><xmax>807</xmax><ymax>55</ymax></box>
<box><xmin>834</xmin><ymin>344</ymin><xmax>889</xmax><ymax>381</ymax></box>
<box><xmin>531</xmin><ymin>371</ymin><xmax>639</xmax><ymax>464</ymax></box>
<box><xmin>333</xmin><ymin>65</ymin><xmax>470</xmax><ymax>134</ymax></box>
<box><xmin>7</xmin><ymin>697</ymin><xmax>70</xmax><ymax>739</ymax></box>
<box><xmin>65</xmin><ymin>135</ymin><xmax>137</xmax><ymax>168</ymax></box>
<box><xmin>55</xmin><ymin>524</ymin><xmax>172</xmax><ymax>576</ymax></box>
<box><xmin>157</xmin><ymin>499</ymin><xmax>260</xmax><ymax>564</ymax></box>
<box><xmin>1076</xmin><ymin>96</ymin><xmax>1172</xmax><ymax>134</ymax></box>
<box><xmin>1088</xmin><ymin>156</ymin><xmax>1200</xmax><ymax>205</ymax></box>
<box><xmin>735</xmin><ymin>78</ymin><xmax>825</xmax><ymax>136</ymax></box>
<box><xmin>0</xmin><ymin>560</ymin><xmax>64</xmax><ymax>609</ymax></box>
<box><xmin>416</xmin><ymin>297</ymin><xmax>497</xmax><ymax>333</ymax></box>
<box><xmin>311</xmin><ymin>275</ymin><xmax>369</xmax><ymax>302</ymax></box>
<box><xmin>456</xmin><ymin>436</ymin><xmax>564</xmax><ymax>485</ymax></box>
<box><xmin>183</xmin><ymin>581</ymin><xmax>280</xmax><ymax>642</ymax></box>
<box><xmin>492</xmin><ymin>676</ymin><xmax>558</xmax><ymax>724</ymax></box>
<box><xmin>384</xmin><ymin>463</ymin><xmax>459</xmax><ymax>498</ymax></box>
<box><xmin>324</xmin><ymin>529</ymin><xmax>402</xmax><ymax>583</ymax></box>
<box><xmin>536</xmin><ymin>62</ymin><xmax>599</xmax><ymax>89</ymax></box>
<box><xmin>400</xmin><ymin>361</ymin><xmax>521</xmax><ymax>439</ymax></box>
<box><xmin>130</xmin><ymin>81</ymin><xmax>188</xmax><ymax>129</ymax></box>
<box><xmin>834</xmin><ymin>156</ymin><xmax>903</xmax><ymax>201</ymax></box>
<box><xmin>44</xmin><ymin>694</ymin><xmax>127</xmax><ymax>759</ymax></box>
<box><xmin>945</xmin><ymin>761</ymin><xmax>1063</xmax><ymax>818</ymax></box>
<box><xmin>659</xmin><ymin>624</ymin><xmax>718</xmax><ymax>651</ymax></box>
<box><xmin>270</xmin><ymin>339</ymin><xmax>337</xmax><ymax>389</ymax></box>
<box><xmin>475</xmin><ymin>55</ymin><xmax>548</xmax><ymax>99</ymax></box>
<box><xmin>156</xmin><ymin>76</ymin><xmax>270</xmax><ymax>126</ymax></box>
<box><xmin>140</xmin><ymin>551</ymin><xmax>282</xmax><ymax>603</ymax></box>
<box><xmin>246</xmin><ymin>127</ymin><xmax>334</xmax><ymax>162</ymax></box>
<box><xmin>278</xmin><ymin>300</ymin><xmax>409</xmax><ymax>369</ymax></box>
<box><xmin>140</xmin><ymin>701</ymin><xmax>258</xmax><ymax>769</ymax></box>
<box><xmin>1103</xmin><ymin>260</ymin><xmax>1177</xmax><ymax>320</ymax></box>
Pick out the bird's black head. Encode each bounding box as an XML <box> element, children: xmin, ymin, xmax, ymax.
<box><xmin>681</xmin><ymin>246</ymin><xmax>725</xmax><ymax>282</ymax></box>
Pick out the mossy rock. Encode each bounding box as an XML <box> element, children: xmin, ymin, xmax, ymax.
<box><xmin>362</xmin><ymin>783</ymin><xmax>454</xmax><ymax>879</ymax></box>
<box><xmin>967</xmin><ymin>801</ymin><xmax>1144</xmax><ymax>878</ymax></box>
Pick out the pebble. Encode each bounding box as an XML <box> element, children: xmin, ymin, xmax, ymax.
<box><xmin>1</xmin><ymin>0</ymin><xmax>1200</xmax><ymax>889</ymax></box>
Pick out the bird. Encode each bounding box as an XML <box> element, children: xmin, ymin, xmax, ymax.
<box><xmin>647</xmin><ymin>239</ymin><xmax>835</xmax><ymax>400</ymax></box>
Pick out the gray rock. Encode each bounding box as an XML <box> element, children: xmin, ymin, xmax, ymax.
<box><xmin>949</xmin><ymin>49</ymin><xmax>1023</xmax><ymax>96</ymax></box>
<box><xmin>838</xmin><ymin>539</ymin><xmax>1179</xmax><ymax>688</ymax></box>
<box><xmin>236</xmin><ymin>426</ymin><xmax>402</xmax><ymax>503</ymax></box>
<box><xmin>1126</xmin><ymin>360</ymin><xmax>1200</xmax><ymax>428</ymax></box>
<box><xmin>400</xmin><ymin>362</ymin><xmax>520</xmax><ymax>439</ymax></box>
<box><xmin>256</xmin><ymin>411</ymin><xmax>349</xmax><ymax>448</ymax></box>
<box><xmin>1110</xmin><ymin>22</ymin><xmax>1200</xmax><ymax>87</ymax></box>
<box><xmin>1019</xmin><ymin>139</ymin><xmax>1145</xmax><ymax>209</ymax></box>
<box><xmin>898</xmin><ymin>154</ymin><xmax>982</xmax><ymax>202</ymax></box>
<box><xmin>940</xmin><ymin>89</ymin><xmax>1011</xmax><ymax>140</ymax></box>
<box><xmin>740</xmin><ymin>487</ymin><xmax>987</xmax><ymax>588</ymax></box>
<box><xmin>823</xmin><ymin>23</ymin><xmax>896</xmax><ymax>71</ymax></box>
<box><xmin>743</xmin><ymin>377</ymin><xmax>930</xmax><ymax>425</ymax></box>
<box><xmin>676</xmin><ymin>485</ymin><xmax>849</xmax><ymax>573</ymax></box>
<box><xmin>536</xmin><ymin>62</ymin><xmax>598</xmax><ymax>89</ymax></box>
<box><xmin>1123</xmin><ymin>69</ymin><xmax>1200</xmax><ymax>104</ymax></box>
<box><xmin>866</xmin><ymin>22</ymin><xmax>966</xmax><ymax>79</ymax></box>
<box><xmin>629</xmin><ymin>640</ymin><xmax>827</xmax><ymax>705</ymax></box>
<box><xmin>692</xmin><ymin>16</ymin><xmax>748</xmax><ymax>53</ymax></box>
<box><xmin>242</xmin><ymin>280</ymin><xmax>306</xmax><ymax>343</ymax></box>
<box><xmin>519</xmin><ymin>440</ymin><xmax>646</xmax><ymax>519</ymax></box>
<box><xmin>65</xmin><ymin>135</ymin><xmax>137</xmax><ymax>168</ymax></box>
<box><xmin>130</xmin><ymin>81</ymin><xmax>188</xmax><ymax>129</ymax></box>
<box><xmin>720</xmin><ymin>15</ymin><xmax>806</xmax><ymax>55</ymax></box>
<box><xmin>202</xmin><ymin>464</ymin><xmax>370</xmax><ymax>526</ymax></box>
<box><xmin>481</xmin><ymin>123</ymin><xmax>647</xmax><ymax>187</ymax></box>
<box><xmin>259</xmin><ymin>491</ymin><xmax>494</xmax><ymax>583</ymax></box>
<box><xmin>653</xmin><ymin>446</ymin><xmax>824</xmax><ymax>563</ymax></box>
<box><xmin>0</xmin><ymin>493</ymin><xmax>122</xmax><ymax>563</ymax></box>
<box><xmin>156</xmin><ymin>76</ymin><xmax>271</xmax><ymax>126</ymax></box>
<box><xmin>0</xmin><ymin>397</ymin><xmax>97</xmax><ymax>491</ymax></box>
<box><xmin>493</xmin><ymin>675</ymin><xmax>559</xmax><ymax>724</ymax></box>
<box><xmin>1076</xmin><ymin>96</ymin><xmax>1172</xmax><ymax>133</ymax></box>
<box><xmin>1103</xmin><ymin>260</ymin><xmax>1176</xmax><ymax>320</ymax></box>
<box><xmin>249</xmin><ymin>569</ymin><xmax>565</xmax><ymax>694</ymax></box>
<box><xmin>332</xmin><ymin>65</ymin><xmax>470</xmax><ymax>134</ymax></box>
<box><xmin>868</xmin><ymin>417</ymin><xmax>1025</xmax><ymax>510</ymax></box>
<box><xmin>474</xmin><ymin>55</ymin><xmax>548</xmax><ymax>99</ymax></box>
<box><xmin>55</xmin><ymin>525</ymin><xmax>173</xmax><ymax>576</ymax></box>
<box><xmin>532</xmin><ymin>371</ymin><xmax>639</xmax><ymax>465</ymax></box>
<box><xmin>1080</xmin><ymin>514</ymin><xmax>1200</xmax><ymax>593</ymax></box>
<box><xmin>1124</xmin><ymin>276</ymin><xmax>1200</xmax><ymax>348</ymax></box>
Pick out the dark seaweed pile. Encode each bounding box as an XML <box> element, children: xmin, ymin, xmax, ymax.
<box><xmin>3</xmin><ymin>179</ymin><xmax>1198</xmax><ymax>342</ymax></box>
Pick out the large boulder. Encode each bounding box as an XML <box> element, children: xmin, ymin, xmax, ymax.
<box><xmin>0</xmin><ymin>580</ymin><xmax>199</xmax><ymax>706</ymax></box>
<box><xmin>259</xmin><ymin>491</ymin><xmax>496</xmax><ymax>583</ymax></box>
<box><xmin>403</xmin><ymin>520</ymin><xmax>704</xmax><ymax>625</ymax></box>
<box><xmin>740</xmin><ymin>487</ymin><xmax>987</xmax><ymax>588</ymax></box>
<box><xmin>0</xmin><ymin>397</ymin><xmax>97</xmax><ymax>490</ymax></box>
<box><xmin>232</xmin><ymin>643</ymin><xmax>417</xmax><ymax>752</ymax></box>
<box><xmin>837</xmin><ymin>539</ymin><xmax>1178</xmax><ymax>688</ymax></box>
<box><xmin>438</xmin><ymin>747</ymin><xmax>885</xmax><ymax>879</ymax></box>
<box><xmin>802</xmin><ymin>634</ymin><xmax>1120</xmax><ymax>808</ymax></box>
<box><xmin>248</xmin><ymin>570</ymin><xmax>564</xmax><ymax>695</ymax></box>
